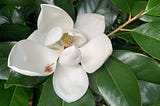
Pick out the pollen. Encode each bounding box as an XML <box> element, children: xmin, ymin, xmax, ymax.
<box><xmin>44</xmin><ymin>63</ymin><xmax>54</xmax><ymax>72</ymax></box>
<box><xmin>61</xmin><ymin>33</ymin><xmax>73</xmax><ymax>47</ymax></box>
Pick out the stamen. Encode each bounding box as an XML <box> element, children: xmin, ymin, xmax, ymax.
<box><xmin>44</xmin><ymin>63</ymin><xmax>54</xmax><ymax>72</ymax></box>
<box><xmin>60</xmin><ymin>33</ymin><xmax>73</xmax><ymax>47</ymax></box>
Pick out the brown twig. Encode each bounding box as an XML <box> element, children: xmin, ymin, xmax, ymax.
<box><xmin>107</xmin><ymin>10</ymin><xmax>145</xmax><ymax>37</ymax></box>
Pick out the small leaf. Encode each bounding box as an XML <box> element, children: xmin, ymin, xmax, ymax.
<box><xmin>145</xmin><ymin>0</ymin><xmax>160</xmax><ymax>16</ymax></box>
<box><xmin>0</xmin><ymin>23</ymin><xmax>32</xmax><ymax>41</ymax></box>
<box><xmin>77</xmin><ymin>0</ymin><xmax>118</xmax><ymax>28</ymax></box>
<box><xmin>113</xmin><ymin>50</ymin><xmax>160</xmax><ymax>85</ymax></box>
<box><xmin>132</xmin><ymin>22</ymin><xmax>160</xmax><ymax>60</ymax></box>
<box><xmin>111</xmin><ymin>0</ymin><xmax>134</xmax><ymax>13</ymax></box>
<box><xmin>139</xmin><ymin>80</ymin><xmax>160</xmax><ymax>106</ymax></box>
<box><xmin>5</xmin><ymin>71</ymin><xmax>48</xmax><ymax>88</ymax></box>
<box><xmin>90</xmin><ymin>57</ymin><xmax>141</xmax><ymax>106</ymax></box>
<box><xmin>0</xmin><ymin>81</ymin><xmax>32</xmax><ymax>106</ymax></box>
<box><xmin>38</xmin><ymin>76</ymin><xmax>96</xmax><ymax>106</ymax></box>
<box><xmin>54</xmin><ymin>0</ymin><xmax>75</xmax><ymax>20</ymax></box>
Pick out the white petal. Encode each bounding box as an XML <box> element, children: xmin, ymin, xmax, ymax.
<box><xmin>27</xmin><ymin>30</ymin><xmax>45</xmax><ymax>45</ymax></box>
<box><xmin>8</xmin><ymin>40</ymin><xmax>60</xmax><ymax>76</ymax></box>
<box><xmin>44</xmin><ymin>27</ymin><xmax>63</xmax><ymax>46</ymax></box>
<box><xmin>28</xmin><ymin>27</ymin><xmax>63</xmax><ymax>46</ymax></box>
<box><xmin>80</xmin><ymin>34</ymin><xmax>112</xmax><ymax>73</ymax></box>
<box><xmin>53</xmin><ymin>63</ymin><xmax>89</xmax><ymax>103</ymax></box>
<box><xmin>75</xmin><ymin>13</ymin><xmax>105</xmax><ymax>40</ymax></box>
<box><xmin>38</xmin><ymin>4</ymin><xmax>73</xmax><ymax>33</ymax></box>
<box><xmin>72</xmin><ymin>31</ymin><xmax>88</xmax><ymax>47</ymax></box>
<box><xmin>59</xmin><ymin>46</ymin><xmax>81</xmax><ymax>66</ymax></box>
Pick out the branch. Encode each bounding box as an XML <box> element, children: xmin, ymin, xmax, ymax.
<box><xmin>107</xmin><ymin>10</ymin><xmax>145</xmax><ymax>37</ymax></box>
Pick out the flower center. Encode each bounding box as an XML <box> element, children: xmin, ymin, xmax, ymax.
<box><xmin>60</xmin><ymin>33</ymin><xmax>74</xmax><ymax>48</ymax></box>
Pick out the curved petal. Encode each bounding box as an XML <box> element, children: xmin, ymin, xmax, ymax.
<box><xmin>59</xmin><ymin>46</ymin><xmax>81</xmax><ymax>66</ymax></box>
<box><xmin>38</xmin><ymin>4</ymin><xmax>73</xmax><ymax>33</ymax></box>
<box><xmin>8</xmin><ymin>40</ymin><xmax>60</xmax><ymax>76</ymax></box>
<box><xmin>80</xmin><ymin>34</ymin><xmax>112</xmax><ymax>73</ymax></box>
<box><xmin>53</xmin><ymin>63</ymin><xmax>89</xmax><ymax>103</ymax></box>
<box><xmin>75</xmin><ymin>13</ymin><xmax>105</xmax><ymax>40</ymax></box>
<box><xmin>28</xmin><ymin>27</ymin><xmax>63</xmax><ymax>46</ymax></box>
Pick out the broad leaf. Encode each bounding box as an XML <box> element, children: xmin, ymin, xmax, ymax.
<box><xmin>0</xmin><ymin>0</ymin><xmax>34</xmax><ymax>6</ymax></box>
<box><xmin>140</xmin><ymin>14</ymin><xmax>160</xmax><ymax>22</ymax></box>
<box><xmin>77</xmin><ymin>0</ymin><xmax>118</xmax><ymax>28</ymax></box>
<box><xmin>139</xmin><ymin>81</ymin><xmax>160</xmax><ymax>106</ymax></box>
<box><xmin>5</xmin><ymin>71</ymin><xmax>48</xmax><ymax>88</ymax></box>
<box><xmin>132</xmin><ymin>22</ymin><xmax>160</xmax><ymax>60</ymax></box>
<box><xmin>145</xmin><ymin>0</ymin><xmax>160</xmax><ymax>16</ymax></box>
<box><xmin>54</xmin><ymin>0</ymin><xmax>75</xmax><ymax>20</ymax></box>
<box><xmin>0</xmin><ymin>23</ymin><xmax>32</xmax><ymax>41</ymax></box>
<box><xmin>116</xmin><ymin>32</ymin><xmax>135</xmax><ymax>44</ymax></box>
<box><xmin>0</xmin><ymin>6</ymin><xmax>25</xmax><ymax>24</ymax></box>
<box><xmin>113</xmin><ymin>50</ymin><xmax>160</xmax><ymax>85</ymax></box>
<box><xmin>38</xmin><ymin>76</ymin><xmax>96</xmax><ymax>106</ymax></box>
<box><xmin>131</xmin><ymin>1</ymin><xmax>147</xmax><ymax>16</ymax></box>
<box><xmin>89</xmin><ymin>57</ymin><xmax>141</xmax><ymax>106</ymax></box>
<box><xmin>0</xmin><ymin>81</ymin><xmax>32</xmax><ymax>106</ymax></box>
<box><xmin>0</xmin><ymin>42</ymin><xmax>15</xmax><ymax>80</ymax></box>
<box><xmin>111</xmin><ymin>0</ymin><xmax>134</xmax><ymax>13</ymax></box>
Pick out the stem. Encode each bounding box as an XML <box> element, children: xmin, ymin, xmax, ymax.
<box><xmin>107</xmin><ymin>10</ymin><xmax>145</xmax><ymax>37</ymax></box>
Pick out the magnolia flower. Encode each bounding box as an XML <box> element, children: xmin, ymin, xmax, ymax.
<box><xmin>8</xmin><ymin>4</ymin><xmax>112</xmax><ymax>102</ymax></box>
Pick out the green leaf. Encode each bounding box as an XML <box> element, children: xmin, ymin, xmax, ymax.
<box><xmin>54</xmin><ymin>0</ymin><xmax>75</xmax><ymax>20</ymax></box>
<box><xmin>132</xmin><ymin>22</ymin><xmax>160</xmax><ymax>60</ymax></box>
<box><xmin>139</xmin><ymin>81</ymin><xmax>160</xmax><ymax>106</ymax></box>
<box><xmin>0</xmin><ymin>81</ymin><xmax>32</xmax><ymax>106</ymax></box>
<box><xmin>113</xmin><ymin>50</ymin><xmax>160</xmax><ymax>85</ymax></box>
<box><xmin>38</xmin><ymin>76</ymin><xmax>96</xmax><ymax>106</ymax></box>
<box><xmin>0</xmin><ymin>0</ymin><xmax>34</xmax><ymax>6</ymax></box>
<box><xmin>140</xmin><ymin>15</ymin><xmax>160</xmax><ymax>22</ymax></box>
<box><xmin>131</xmin><ymin>1</ymin><xmax>148</xmax><ymax>16</ymax></box>
<box><xmin>145</xmin><ymin>0</ymin><xmax>160</xmax><ymax>16</ymax></box>
<box><xmin>0</xmin><ymin>6</ymin><xmax>25</xmax><ymax>24</ymax></box>
<box><xmin>0</xmin><ymin>23</ymin><xmax>32</xmax><ymax>41</ymax></box>
<box><xmin>111</xmin><ymin>0</ymin><xmax>134</xmax><ymax>13</ymax></box>
<box><xmin>0</xmin><ymin>42</ymin><xmax>15</xmax><ymax>80</ymax></box>
<box><xmin>77</xmin><ymin>0</ymin><xmax>118</xmax><ymax>28</ymax></box>
<box><xmin>116</xmin><ymin>32</ymin><xmax>135</xmax><ymax>44</ymax></box>
<box><xmin>5</xmin><ymin>71</ymin><xmax>48</xmax><ymax>88</ymax></box>
<box><xmin>90</xmin><ymin>57</ymin><xmax>141</xmax><ymax>106</ymax></box>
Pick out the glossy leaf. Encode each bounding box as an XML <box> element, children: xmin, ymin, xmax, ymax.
<box><xmin>145</xmin><ymin>0</ymin><xmax>160</xmax><ymax>16</ymax></box>
<box><xmin>0</xmin><ymin>81</ymin><xmax>32</xmax><ymax>106</ymax></box>
<box><xmin>113</xmin><ymin>50</ymin><xmax>160</xmax><ymax>85</ymax></box>
<box><xmin>116</xmin><ymin>32</ymin><xmax>135</xmax><ymax>44</ymax></box>
<box><xmin>0</xmin><ymin>23</ymin><xmax>32</xmax><ymax>41</ymax></box>
<box><xmin>140</xmin><ymin>15</ymin><xmax>160</xmax><ymax>22</ymax></box>
<box><xmin>132</xmin><ymin>22</ymin><xmax>160</xmax><ymax>60</ymax></box>
<box><xmin>38</xmin><ymin>76</ymin><xmax>96</xmax><ymax>106</ymax></box>
<box><xmin>0</xmin><ymin>42</ymin><xmax>15</xmax><ymax>80</ymax></box>
<box><xmin>111</xmin><ymin>0</ymin><xmax>134</xmax><ymax>13</ymax></box>
<box><xmin>5</xmin><ymin>71</ymin><xmax>48</xmax><ymax>88</ymax></box>
<box><xmin>89</xmin><ymin>57</ymin><xmax>141</xmax><ymax>106</ymax></box>
<box><xmin>139</xmin><ymin>81</ymin><xmax>160</xmax><ymax>106</ymax></box>
<box><xmin>54</xmin><ymin>0</ymin><xmax>75</xmax><ymax>20</ymax></box>
<box><xmin>0</xmin><ymin>6</ymin><xmax>25</xmax><ymax>24</ymax></box>
<box><xmin>131</xmin><ymin>1</ymin><xmax>147</xmax><ymax>16</ymax></box>
<box><xmin>77</xmin><ymin>0</ymin><xmax>118</xmax><ymax>28</ymax></box>
<box><xmin>0</xmin><ymin>0</ymin><xmax>34</xmax><ymax>6</ymax></box>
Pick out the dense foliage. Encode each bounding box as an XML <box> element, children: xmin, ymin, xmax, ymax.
<box><xmin>0</xmin><ymin>0</ymin><xmax>160</xmax><ymax>106</ymax></box>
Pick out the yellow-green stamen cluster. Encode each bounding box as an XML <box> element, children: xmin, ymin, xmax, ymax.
<box><xmin>61</xmin><ymin>33</ymin><xmax>74</xmax><ymax>47</ymax></box>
